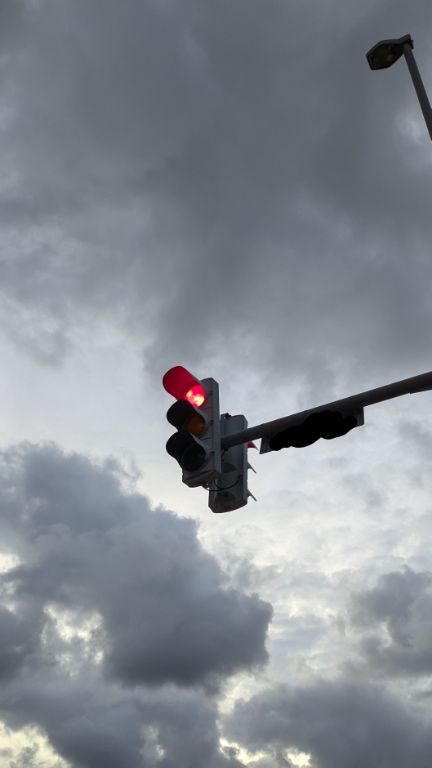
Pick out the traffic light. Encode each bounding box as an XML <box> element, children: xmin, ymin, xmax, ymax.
<box><xmin>208</xmin><ymin>414</ymin><xmax>256</xmax><ymax>513</ymax></box>
<box><xmin>162</xmin><ymin>364</ymin><xmax>432</xmax><ymax>507</ymax></box>
<box><xmin>163</xmin><ymin>366</ymin><xmax>221</xmax><ymax>488</ymax></box>
<box><xmin>261</xmin><ymin>408</ymin><xmax>364</xmax><ymax>453</ymax></box>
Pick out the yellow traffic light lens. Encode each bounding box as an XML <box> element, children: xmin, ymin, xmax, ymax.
<box><xmin>166</xmin><ymin>400</ymin><xmax>207</xmax><ymax>435</ymax></box>
<box><xmin>184</xmin><ymin>412</ymin><xmax>206</xmax><ymax>437</ymax></box>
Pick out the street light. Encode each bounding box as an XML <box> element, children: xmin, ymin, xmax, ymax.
<box><xmin>366</xmin><ymin>34</ymin><xmax>432</xmax><ymax>141</ymax></box>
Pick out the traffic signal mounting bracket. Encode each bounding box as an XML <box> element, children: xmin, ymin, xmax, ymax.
<box><xmin>208</xmin><ymin>413</ymin><xmax>254</xmax><ymax>513</ymax></box>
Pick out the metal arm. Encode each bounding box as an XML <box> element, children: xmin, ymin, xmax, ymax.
<box><xmin>221</xmin><ymin>370</ymin><xmax>432</xmax><ymax>450</ymax></box>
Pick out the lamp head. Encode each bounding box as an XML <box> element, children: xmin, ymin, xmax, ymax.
<box><xmin>366</xmin><ymin>34</ymin><xmax>413</xmax><ymax>70</ymax></box>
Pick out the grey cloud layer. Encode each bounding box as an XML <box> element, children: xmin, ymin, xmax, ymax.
<box><xmin>225</xmin><ymin>678</ymin><xmax>432</xmax><ymax>768</ymax></box>
<box><xmin>1</xmin><ymin>1</ymin><xmax>432</xmax><ymax>765</ymax></box>
<box><xmin>1</xmin><ymin>0</ymin><xmax>431</xmax><ymax>386</ymax></box>
<box><xmin>1</xmin><ymin>669</ymin><xmax>245</xmax><ymax>768</ymax></box>
<box><xmin>0</xmin><ymin>441</ymin><xmax>271</xmax><ymax>765</ymax></box>
<box><xmin>0</xmin><ymin>442</ymin><xmax>271</xmax><ymax>688</ymax></box>
<box><xmin>344</xmin><ymin>567</ymin><xmax>432</xmax><ymax>678</ymax></box>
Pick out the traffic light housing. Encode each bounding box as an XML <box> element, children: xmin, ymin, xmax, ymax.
<box><xmin>260</xmin><ymin>408</ymin><xmax>364</xmax><ymax>453</ymax></box>
<box><xmin>163</xmin><ymin>366</ymin><xmax>221</xmax><ymax>488</ymax></box>
<box><xmin>208</xmin><ymin>414</ymin><xmax>254</xmax><ymax>513</ymax></box>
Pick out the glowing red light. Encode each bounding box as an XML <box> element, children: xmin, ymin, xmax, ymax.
<box><xmin>184</xmin><ymin>385</ymin><xmax>206</xmax><ymax>408</ymax></box>
<box><xmin>162</xmin><ymin>365</ymin><xmax>206</xmax><ymax>408</ymax></box>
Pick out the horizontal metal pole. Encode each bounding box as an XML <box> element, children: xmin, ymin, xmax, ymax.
<box><xmin>221</xmin><ymin>369</ymin><xmax>432</xmax><ymax>450</ymax></box>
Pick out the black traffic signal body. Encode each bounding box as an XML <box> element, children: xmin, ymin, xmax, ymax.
<box><xmin>261</xmin><ymin>408</ymin><xmax>364</xmax><ymax>453</ymax></box>
<box><xmin>208</xmin><ymin>414</ymin><xmax>251</xmax><ymax>513</ymax></box>
<box><xmin>163</xmin><ymin>366</ymin><xmax>221</xmax><ymax>488</ymax></box>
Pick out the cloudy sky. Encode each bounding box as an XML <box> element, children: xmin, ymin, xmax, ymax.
<box><xmin>1</xmin><ymin>0</ymin><xmax>432</xmax><ymax>766</ymax></box>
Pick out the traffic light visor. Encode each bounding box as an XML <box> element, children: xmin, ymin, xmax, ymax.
<box><xmin>162</xmin><ymin>366</ymin><xmax>206</xmax><ymax>407</ymax></box>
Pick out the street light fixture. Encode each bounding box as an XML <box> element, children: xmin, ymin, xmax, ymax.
<box><xmin>366</xmin><ymin>34</ymin><xmax>432</xmax><ymax>141</ymax></box>
<box><xmin>366</xmin><ymin>34</ymin><xmax>411</xmax><ymax>70</ymax></box>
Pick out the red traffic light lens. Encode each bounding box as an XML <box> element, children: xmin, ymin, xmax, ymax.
<box><xmin>184</xmin><ymin>385</ymin><xmax>205</xmax><ymax>408</ymax></box>
<box><xmin>162</xmin><ymin>366</ymin><xmax>206</xmax><ymax>407</ymax></box>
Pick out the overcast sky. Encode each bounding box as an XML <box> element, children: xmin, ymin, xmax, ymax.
<box><xmin>1</xmin><ymin>1</ymin><xmax>432</xmax><ymax>766</ymax></box>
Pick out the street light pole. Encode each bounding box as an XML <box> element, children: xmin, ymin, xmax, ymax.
<box><xmin>366</xmin><ymin>34</ymin><xmax>432</xmax><ymax>142</ymax></box>
<box><xmin>402</xmin><ymin>40</ymin><xmax>432</xmax><ymax>141</ymax></box>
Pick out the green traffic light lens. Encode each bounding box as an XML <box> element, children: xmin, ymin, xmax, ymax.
<box><xmin>182</xmin><ymin>443</ymin><xmax>207</xmax><ymax>471</ymax></box>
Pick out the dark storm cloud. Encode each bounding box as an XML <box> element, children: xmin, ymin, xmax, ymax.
<box><xmin>0</xmin><ymin>603</ymin><xmax>42</xmax><ymax>681</ymax></box>
<box><xmin>0</xmin><ymin>441</ymin><xmax>271</xmax><ymax>765</ymax></box>
<box><xmin>344</xmin><ymin>567</ymin><xmax>432</xmax><ymax>678</ymax></box>
<box><xmin>1</xmin><ymin>0</ymin><xmax>431</xmax><ymax>387</ymax></box>
<box><xmin>0</xmin><ymin>441</ymin><xmax>271</xmax><ymax>689</ymax></box>
<box><xmin>0</xmin><ymin>669</ymin><xmax>245</xmax><ymax>768</ymax></box>
<box><xmin>225</xmin><ymin>678</ymin><xmax>432</xmax><ymax>768</ymax></box>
